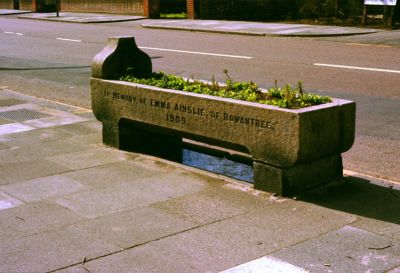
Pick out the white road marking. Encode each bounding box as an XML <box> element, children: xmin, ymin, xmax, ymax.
<box><xmin>139</xmin><ymin>46</ymin><xmax>253</xmax><ymax>59</ymax></box>
<box><xmin>3</xmin><ymin>31</ymin><xmax>23</xmax><ymax>35</ymax></box>
<box><xmin>56</xmin><ymin>37</ymin><xmax>82</xmax><ymax>43</ymax></box>
<box><xmin>219</xmin><ymin>257</ymin><xmax>309</xmax><ymax>273</ymax></box>
<box><xmin>314</xmin><ymin>63</ymin><xmax>400</xmax><ymax>74</ymax></box>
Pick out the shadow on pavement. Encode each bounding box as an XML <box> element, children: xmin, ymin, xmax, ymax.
<box><xmin>300</xmin><ymin>176</ymin><xmax>400</xmax><ymax>225</ymax></box>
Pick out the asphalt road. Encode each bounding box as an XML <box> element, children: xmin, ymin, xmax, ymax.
<box><xmin>1</xmin><ymin>16</ymin><xmax>399</xmax><ymax>183</ymax></box>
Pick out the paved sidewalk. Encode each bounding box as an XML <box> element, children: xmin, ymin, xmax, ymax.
<box><xmin>0</xmin><ymin>9</ymin><xmax>32</xmax><ymax>15</ymax></box>
<box><xmin>141</xmin><ymin>19</ymin><xmax>381</xmax><ymax>37</ymax></box>
<box><xmin>0</xmin><ymin>88</ymin><xmax>400</xmax><ymax>272</ymax></box>
<box><xmin>13</xmin><ymin>11</ymin><xmax>145</xmax><ymax>23</ymax></box>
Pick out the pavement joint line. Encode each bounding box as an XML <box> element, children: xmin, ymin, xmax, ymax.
<box><xmin>219</xmin><ymin>218</ymin><xmax>364</xmax><ymax>272</ymax></box>
<box><xmin>0</xmin><ymin>89</ymin><xmax>92</xmax><ymax>112</ymax></box>
<box><xmin>47</xmin><ymin>207</ymin><xmax>260</xmax><ymax>273</ymax></box>
<box><xmin>387</xmin><ymin>265</ymin><xmax>400</xmax><ymax>272</ymax></box>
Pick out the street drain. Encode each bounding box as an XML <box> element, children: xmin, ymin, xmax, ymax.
<box><xmin>0</xmin><ymin>109</ymin><xmax>50</xmax><ymax>122</ymax></box>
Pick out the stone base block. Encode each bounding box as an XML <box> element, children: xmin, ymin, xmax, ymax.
<box><xmin>253</xmin><ymin>155</ymin><xmax>343</xmax><ymax>196</ymax></box>
<box><xmin>103</xmin><ymin>120</ymin><xmax>183</xmax><ymax>162</ymax></box>
<box><xmin>102</xmin><ymin>123</ymin><xmax>120</xmax><ymax>148</ymax></box>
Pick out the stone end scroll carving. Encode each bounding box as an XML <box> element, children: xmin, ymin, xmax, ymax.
<box><xmin>91</xmin><ymin>36</ymin><xmax>152</xmax><ymax>79</ymax></box>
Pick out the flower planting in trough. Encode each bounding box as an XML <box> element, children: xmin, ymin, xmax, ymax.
<box><xmin>91</xmin><ymin>36</ymin><xmax>356</xmax><ymax>196</ymax></box>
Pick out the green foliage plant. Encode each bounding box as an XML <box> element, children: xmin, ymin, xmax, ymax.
<box><xmin>119</xmin><ymin>69</ymin><xmax>331</xmax><ymax>109</ymax></box>
<box><xmin>160</xmin><ymin>12</ymin><xmax>187</xmax><ymax>19</ymax></box>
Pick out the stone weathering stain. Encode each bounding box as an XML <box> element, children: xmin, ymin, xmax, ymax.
<box><xmin>91</xmin><ymin>36</ymin><xmax>356</xmax><ymax>196</ymax></box>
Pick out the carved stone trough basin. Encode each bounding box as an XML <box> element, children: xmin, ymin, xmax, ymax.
<box><xmin>91</xmin><ymin>36</ymin><xmax>356</xmax><ymax>196</ymax></box>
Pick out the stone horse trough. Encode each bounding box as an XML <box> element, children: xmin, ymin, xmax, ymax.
<box><xmin>91</xmin><ymin>36</ymin><xmax>356</xmax><ymax>196</ymax></box>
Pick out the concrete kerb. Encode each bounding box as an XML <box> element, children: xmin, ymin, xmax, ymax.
<box><xmin>140</xmin><ymin>25</ymin><xmax>267</xmax><ymax>37</ymax></box>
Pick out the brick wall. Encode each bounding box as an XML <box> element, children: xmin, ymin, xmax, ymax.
<box><xmin>19</xmin><ymin>0</ymin><xmax>35</xmax><ymax>10</ymax></box>
<box><xmin>0</xmin><ymin>0</ymin><xmax>13</xmax><ymax>9</ymax></box>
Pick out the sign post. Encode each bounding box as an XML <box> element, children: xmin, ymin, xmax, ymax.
<box><xmin>56</xmin><ymin>0</ymin><xmax>60</xmax><ymax>17</ymax></box>
<box><xmin>363</xmin><ymin>0</ymin><xmax>398</xmax><ymax>27</ymax></box>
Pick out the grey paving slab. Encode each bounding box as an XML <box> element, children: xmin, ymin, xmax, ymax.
<box><xmin>60</xmin><ymin>201</ymin><xmax>356</xmax><ymax>273</ymax></box>
<box><xmin>46</xmin><ymin>146</ymin><xmax>128</xmax><ymax>170</ymax></box>
<box><xmin>268</xmin><ymin>225</ymin><xmax>400</xmax><ymax>273</ymax></box>
<box><xmin>0</xmin><ymin>142</ymin><xmax>9</xmax><ymax>150</ymax></box>
<box><xmin>75</xmin><ymin>206</ymin><xmax>197</xmax><ymax>249</ymax></box>
<box><xmin>66</xmin><ymin>132</ymin><xmax>102</xmax><ymax>145</ymax></box>
<box><xmin>0</xmin><ymin>126</ymin><xmax>73</xmax><ymax>145</ymax></box>
<box><xmin>64</xmin><ymin>160</ymin><xmax>166</xmax><ymax>189</ymax></box>
<box><xmin>0</xmin><ymin>225</ymin><xmax>121</xmax><ymax>273</ymax></box>
<box><xmin>0</xmin><ymin>191</ymin><xmax>24</xmax><ymax>210</ymax></box>
<box><xmin>0</xmin><ymin>159</ymin><xmax>71</xmax><ymax>184</ymax></box>
<box><xmin>352</xmin><ymin>218</ymin><xmax>400</xmax><ymax>241</ymax></box>
<box><xmin>56</xmin><ymin>170</ymin><xmax>208</xmax><ymax>219</ymax></box>
<box><xmin>0</xmin><ymin>138</ymin><xmax>91</xmax><ymax>164</ymax></box>
<box><xmin>0</xmin><ymin>200</ymin><xmax>84</xmax><ymax>242</ymax></box>
<box><xmin>54</xmin><ymin>120</ymin><xmax>101</xmax><ymax>136</ymax></box>
<box><xmin>0</xmin><ymin>175</ymin><xmax>87</xmax><ymax>202</ymax></box>
<box><xmin>152</xmin><ymin>183</ymin><xmax>273</xmax><ymax>225</ymax></box>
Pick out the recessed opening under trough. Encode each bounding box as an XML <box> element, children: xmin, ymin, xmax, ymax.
<box><xmin>118</xmin><ymin>118</ymin><xmax>254</xmax><ymax>183</ymax></box>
